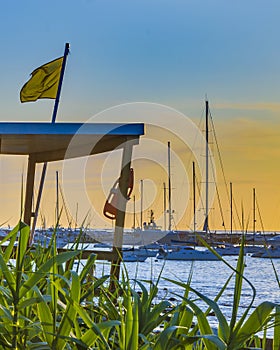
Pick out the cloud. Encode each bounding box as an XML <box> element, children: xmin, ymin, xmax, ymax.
<box><xmin>214</xmin><ymin>101</ymin><xmax>280</xmax><ymax>113</ymax></box>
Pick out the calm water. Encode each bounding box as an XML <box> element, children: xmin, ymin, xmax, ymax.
<box><xmin>93</xmin><ymin>254</ymin><xmax>280</xmax><ymax>335</ymax></box>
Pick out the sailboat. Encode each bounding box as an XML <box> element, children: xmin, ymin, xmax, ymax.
<box><xmin>33</xmin><ymin>171</ymin><xmax>83</xmax><ymax>248</ymax></box>
<box><xmin>156</xmin><ymin>100</ymin><xmax>234</xmax><ymax>252</ymax></box>
<box><xmin>156</xmin><ymin>160</ymin><xmax>219</xmax><ymax>261</ymax></box>
<box><xmin>122</xmin><ymin>146</ymin><xmax>176</xmax><ymax>246</ymax></box>
<box><xmin>159</xmin><ymin>100</ymin><xmax>214</xmax><ymax>245</ymax></box>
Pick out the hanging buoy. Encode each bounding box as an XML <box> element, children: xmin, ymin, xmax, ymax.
<box><xmin>103</xmin><ymin>168</ymin><xmax>134</xmax><ymax>220</ymax></box>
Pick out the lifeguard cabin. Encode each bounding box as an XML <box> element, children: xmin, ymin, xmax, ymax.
<box><xmin>0</xmin><ymin>121</ymin><xmax>144</xmax><ymax>280</ymax></box>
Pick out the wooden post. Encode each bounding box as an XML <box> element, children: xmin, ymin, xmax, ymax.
<box><xmin>24</xmin><ymin>155</ymin><xmax>36</xmax><ymax>240</ymax></box>
<box><xmin>109</xmin><ymin>138</ymin><xmax>134</xmax><ymax>291</ymax></box>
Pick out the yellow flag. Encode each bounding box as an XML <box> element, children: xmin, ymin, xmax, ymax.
<box><xmin>20</xmin><ymin>57</ymin><xmax>63</xmax><ymax>103</ymax></box>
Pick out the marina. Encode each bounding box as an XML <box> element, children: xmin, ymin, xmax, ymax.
<box><xmin>1</xmin><ymin>2</ymin><xmax>280</xmax><ymax>347</ymax></box>
<box><xmin>91</xmin><ymin>251</ymin><xmax>280</xmax><ymax>339</ymax></box>
<box><xmin>92</xmin><ymin>254</ymin><xmax>280</xmax><ymax>312</ymax></box>
<box><xmin>0</xmin><ymin>96</ymin><xmax>276</xmax><ymax>347</ymax></box>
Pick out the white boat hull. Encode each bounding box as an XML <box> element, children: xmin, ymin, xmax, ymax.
<box><xmin>251</xmin><ymin>247</ymin><xmax>280</xmax><ymax>258</ymax></box>
<box><xmin>157</xmin><ymin>246</ymin><xmax>219</xmax><ymax>261</ymax></box>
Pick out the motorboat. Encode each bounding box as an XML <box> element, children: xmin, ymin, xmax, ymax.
<box><xmin>156</xmin><ymin>245</ymin><xmax>219</xmax><ymax>261</ymax></box>
<box><xmin>62</xmin><ymin>242</ymin><xmax>148</xmax><ymax>262</ymax></box>
<box><xmin>251</xmin><ymin>245</ymin><xmax>280</xmax><ymax>258</ymax></box>
<box><xmin>85</xmin><ymin>226</ymin><xmax>168</xmax><ymax>246</ymax></box>
<box><xmin>214</xmin><ymin>243</ymin><xmax>241</xmax><ymax>256</ymax></box>
<box><xmin>122</xmin><ymin>252</ymin><xmax>147</xmax><ymax>262</ymax></box>
<box><xmin>265</xmin><ymin>236</ymin><xmax>280</xmax><ymax>247</ymax></box>
<box><xmin>123</xmin><ymin>246</ymin><xmax>157</xmax><ymax>258</ymax></box>
<box><xmin>213</xmin><ymin>243</ymin><xmax>264</xmax><ymax>256</ymax></box>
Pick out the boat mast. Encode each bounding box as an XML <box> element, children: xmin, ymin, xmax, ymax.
<box><xmin>168</xmin><ymin>141</ymin><xmax>172</xmax><ymax>230</ymax></box>
<box><xmin>230</xmin><ymin>182</ymin><xmax>233</xmax><ymax>235</ymax></box>
<box><xmin>140</xmin><ymin>180</ymin><xmax>143</xmax><ymax>230</ymax></box>
<box><xmin>75</xmin><ymin>202</ymin><xmax>78</xmax><ymax>230</ymax></box>
<box><xmin>229</xmin><ymin>182</ymin><xmax>233</xmax><ymax>243</ymax></box>
<box><xmin>56</xmin><ymin>170</ymin><xmax>59</xmax><ymax>224</ymax></box>
<box><xmin>163</xmin><ymin>182</ymin><xmax>167</xmax><ymax>231</ymax></box>
<box><xmin>193</xmin><ymin>161</ymin><xmax>196</xmax><ymax>232</ymax></box>
<box><xmin>133</xmin><ymin>195</ymin><xmax>136</xmax><ymax>230</ymax></box>
<box><xmin>253</xmin><ymin>187</ymin><xmax>256</xmax><ymax>234</ymax></box>
<box><xmin>203</xmin><ymin>100</ymin><xmax>209</xmax><ymax>233</ymax></box>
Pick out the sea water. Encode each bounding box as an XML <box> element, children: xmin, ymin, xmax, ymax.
<box><xmin>92</xmin><ymin>254</ymin><xmax>280</xmax><ymax>337</ymax></box>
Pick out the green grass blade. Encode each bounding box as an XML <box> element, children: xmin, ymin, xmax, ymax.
<box><xmin>80</xmin><ymin>321</ymin><xmax>119</xmax><ymax>349</ymax></box>
<box><xmin>16</xmin><ymin>222</ymin><xmax>29</xmax><ymax>271</ymax></box>
<box><xmin>176</xmin><ymin>296</ymin><xmax>217</xmax><ymax>350</ymax></box>
<box><xmin>141</xmin><ymin>300</ymin><xmax>173</xmax><ymax>335</ymax></box>
<box><xmin>164</xmin><ymin>277</ymin><xmax>230</xmax><ymax>342</ymax></box>
<box><xmin>153</xmin><ymin>325</ymin><xmax>181</xmax><ymax>350</ymax></box>
<box><xmin>0</xmin><ymin>254</ymin><xmax>16</xmax><ymax>295</ymax></box>
<box><xmin>229</xmin><ymin>234</ymin><xmax>245</xmax><ymax>331</ymax></box>
<box><xmin>64</xmin><ymin>295</ymin><xmax>114</xmax><ymax>349</ymax></box>
<box><xmin>273</xmin><ymin>305</ymin><xmax>280</xmax><ymax>350</ymax></box>
<box><xmin>19</xmin><ymin>251</ymin><xmax>79</xmax><ymax>299</ymax></box>
<box><xmin>0</xmin><ymin>221</ymin><xmax>22</xmax><ymax>262</ymax></box>
<box><xmin>55</xmin><ymin>271</ymin><xmax>80</xmax><ymax>350</ymax></box>
<box><xmin>189</xmin><ymin>287</ymin><xmax>229</xmax><ymax>342</ymax></box>
<box><xmin>79</xmin><ymin>253</ymin><xmax>96</xmax><ymax>284</ymax></box>
<box><xmin>37</xmin><ymin>294</ymin><xmax>55</xmax><ymax>346</ymax></box>
<box><xmin>174</xmin><ymin>304</ymin><xmax>194</xmax><ymax>331</ymax></box>
<box><xmin>126</xmin><ymin>290</ymin><xmax>139</xmax><ymax>350</ymax></box>
<box><xmin>197</xmin><ymin>234</ymin><xmax>257</xmax><ymax>338</ymax></box>
<box><xmin>181</xmin><ymin>334</ymin><xmax>227</xmax><ymax>349</ymax></box>
<box><xmin>232</xmin><ymin>301</ymin><xmax>276</xmax><ymax>348</ymax></box>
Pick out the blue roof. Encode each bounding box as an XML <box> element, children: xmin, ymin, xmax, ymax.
<box><xmin>0</xmin><ymin>122</ymin><xmax>144</xmax><ymax>136</ymax></box>
<box><xmin>0</xmin><ymin>122</ymin><xmax>145</xmax><ymax>162</ymax></box>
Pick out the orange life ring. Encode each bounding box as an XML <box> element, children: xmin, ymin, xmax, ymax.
<box><xmin>103</xmin><ymin>168</ymin><xmax>134</xmax><ymax>220</ymax></box>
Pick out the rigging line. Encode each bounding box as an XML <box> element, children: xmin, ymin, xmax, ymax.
<box><xmin>172</xmin><ymin>217</ymin><xmax>177</xmax><ymax>230</ymax></box>
<box><xmin>152</xmin><ymin>178</ymin><xmax>163</xmax><ymax>219</ymax></box>
<box><xmin>209</xmin><ymin>107</ymin><xmax>244</xmax><ymax>234</ymax></box>
<box><xmin>201</xmin><ymin>105</ymin><xmax>218</xmax><ymax>232</ymax></box>
<box><xmin>215</xmin><ymin>181</ymin><xmax>226</xmax><ymax>232</ymax></box>
<box><xmin>179</xmin><ymin>106</ymin><xmax>206</xmax><ymax>229</ymax></box>
<box><xmin>33</xmin><ymin>186</ymin><xmax>45</xmax><ymax>229</ymax></box>
<box><xmin>241</xmin><ymin>201</ymin><xmax>250</xmax><ymax>234</ymax></box>
<box><xmin>135</xmin><ymin>214</ymin><xmax>140</xmax><ymax>228</ymax></box>
<box><xmin>132</xmin><ymin>194</ymin><xmax>140</xmax><ymax>229</ymax></box>
<box><xmin>195</xmin><ymin>170</ymin><xmax>206</xmax><ymax>230</ymax></box>
<box><xmin>39</xmin><ymin>212</ymin><xmax>45</xmax><ymax>229</ymax></box>
<box><xmin>182</xmin><ymin>106</ymin><xmax>205</xmax><ymax>189</ymax></box>
<box><xmin>208</xmin><ymin>145</ymin><xmax>227</xmax><ymax>232</ymax></box>
<box><xmin>181</xmin><ymin>166</ymin><xmax>196</xmax><ymax>230</ymax></box>
<box><xmin>245</xmin><ymin>210</ymin><xmax>250</xmax><ymax>233</ymax></box>
<box><xmin>208</xmin><ymin>109</ymin><xmax>231</xmax><ymax>209</ymax></box>
<box><xmin>177</xmin><ymin>107</ymin><xmax>205</xmax><ymax>212</ymax></box>
<box><xmin>256</xmin><ymin>195</ymin><xmax>265</xmax><ymax>234</ymax></box>
<box><xmin>58</xmin><ymin>182</ymin><xmax>74</xmax><ymax>227</ymax></box>
<box><xmin>256</xmin><ymin>196</ymin><xmax>280</xmax><ymax>291</ymax></box>
<box><xmin>186</xmin><ymin>106</ymin><xmax>209</xmax><ymax>230</ymax></box>
<box><xmin>232</xmin><ymin>196</ymin><xmax>242</xmax><ymax>230</ymax></box>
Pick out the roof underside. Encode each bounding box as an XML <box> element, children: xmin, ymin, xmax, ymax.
<box><xmin>0</xmin><ymin>122</ymin><xmax>144</xmax><ymax>163</ymax></box>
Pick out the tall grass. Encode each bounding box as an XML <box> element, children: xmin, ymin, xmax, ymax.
<box><xmin>0</xmin><ymin>221</ymin><xmax>278</xmax><ymax>349</ymax></box>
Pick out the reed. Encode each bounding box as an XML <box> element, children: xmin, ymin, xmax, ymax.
<box><xmin>0</xmin><ymin>221</ymin><xmax>278</xmax><ymax>349</ymax></box>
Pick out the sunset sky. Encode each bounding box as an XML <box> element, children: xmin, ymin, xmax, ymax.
<box><xmin>0</xmin><ymin>1</ymin><xmax>280</xmax><ymax>231</ymax></box>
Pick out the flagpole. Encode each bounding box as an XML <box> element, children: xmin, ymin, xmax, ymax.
<box><xmin>52</xmin><ymin>43</ymin><xmax>70</xmax><ymax>123</ymax></box>
<box><xmin>30</xmin><ymin>43</ymin><xmax>70</xmax><ymax>243</ymax></box>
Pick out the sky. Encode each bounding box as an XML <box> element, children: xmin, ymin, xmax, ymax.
<box><xmin>0</xmin><ymin>0</ymin><xmax>280</xmax><ymax>232</ymax></box>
